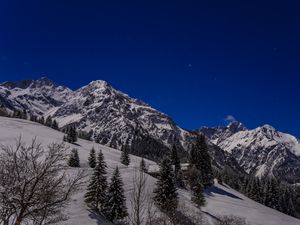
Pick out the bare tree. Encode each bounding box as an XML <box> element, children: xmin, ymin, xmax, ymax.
<box><xmin>0</xmin><ymin>137</ymin><xmax>85</xmax><ymax>225</ymax></box>
<box><xmin>145</xmin><ymin>199</ymin><xmax>157</xmax><ymax>225</ymax></box>
<box><xmin>129</xmin><ymin>168</ymin><xmax>148</xmax><ymax>225</ymax></box>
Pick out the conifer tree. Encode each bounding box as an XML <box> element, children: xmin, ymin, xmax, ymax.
<box><xmin>187</xmin><ymin>165</ymin><xmax>206</xmax><ymax>208</ymax></box>
<box><xmin>140</xmin><ymin>158</ymin><xmax>147</xmax><ymax>172</ymax></box>
<box><xmin>189</xmin><ymin>135</ymin><xmax>213</xmax><ymax>187</ymax></box>
<box><xmin>191</xmin><ymin>180</ymin><xmax>206</xmax><ymax>208</ymax></box>
<box><xmin>263</xmin><ymin>178</ymin><xmax>279</xmax><ymax>209</ymax></box>
<box><xmin>85</xmin><ymin>150</ymin><xmax>108</xmax><ymax>211</ymax></box>
<box><xmin>68</xmin><ymin>148</ymin><xmax>80</xmax><ymax>167</ymax></box>
<box><xmin>120</xmin><ymin>145</ymin><xmax>130</xmax><ymax>166</ymax></box>
<box><xmin>39</xmin><ymin>116</ymin><xmax>45</xmax><ymax>125</ymax></box>
<box><xmin>153</xmin><ymin>157</ymin><xmax>178</xmax><ymax>213</ymax></box>
<box><xmin>63</xmin><ymin>135</ymin><xmax>67</xmax><ymax>142</ymax></box>
<box><xmin>22</xmin><ymin>109</ymin><xmax>27</xmax><ymax>119</ymax></box>
<box><xmin>0</xmin><ymin>105</ymin><xmax>8</xmax><ymax>117</ymax></box>
<box><xmin>30</xmin><ymin>114</ymin><xmax>37</xmax><ymax>122</ymax></box>
<box><xmin>105</xmin><ymin>166</ymin><xmax>128</xmax><ymax>222</ymax></box>
<box><xmin>170</xmin><ymin>145</ymin><xmax>183</xmax><ymax>187</ymax></box>
<box><xmin>45</xmin><ymin>116</ymin><xmax>53</xmax><ymax>127</ymax></box>
<box><xmin>287</xmin><ymin>197</ymin><xmax>296</xmax><ymax>216</ymax></box>
<box><xmin>51</xmin><ymin>119</ymin><xmax>59</xmax><ymax>130</ymax></box>
<box><xmin>278</xmin><ymin>186</ymin><xmax>288</xmax><ymax>213</ymax></box>
<box><xmin>88</xmin><ymin>147</ymin><xmax>96</xmax><ymax>168</ymax></box>
<box><xmin>66</xmin><ymin>125</ymin><xmax>77</xmax><ymax>143</ymax></box>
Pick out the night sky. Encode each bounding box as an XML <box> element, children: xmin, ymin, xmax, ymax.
<box><xmin>0</xmin><ymin>1</ymin><xmax>299</xmax><ymax>136</ymax></box>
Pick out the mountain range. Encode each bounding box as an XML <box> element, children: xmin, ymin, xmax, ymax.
<box><xmin>1</xmin><ymin>77</ymin><xmax>300</xmax><ymax>183</ymax></box>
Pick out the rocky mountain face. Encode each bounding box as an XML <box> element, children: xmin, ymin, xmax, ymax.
<box><xmin>50</xmin><ymin>80</ymin><xmax>191</xmax><ymax>150</ymax></box>
<box><xmin>0</xmin><ymin>77</ymin><xmax>194</xmax><ymax>161</ymax></box>
<box><xmin>199</xmin><ymin>122</ymin><xmax>300</xmax><ymax>183</ymax></box>
<box><xmin>0</xmin><ymin>77</ymin><xmax>72</xmax><ymax>115</ymax></box>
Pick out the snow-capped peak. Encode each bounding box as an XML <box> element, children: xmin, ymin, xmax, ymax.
<box><xmin>203</xmin><ymin>122</ymin><xmax>300</xmax><ymax>183</ymax></box>
<box><xmin>227</xmin><ymin>121</ymin><xmax>247</xmax><ymax>133</ymax></box>
<box><xmin>87</xmin><ymin>80</ymin><xmax>109</xmax><ymax>89</ymax></box>
<box><xmin>261</xmin><ymin>124</ymin><xmax>276</xmax><ymax>130</ymax></box>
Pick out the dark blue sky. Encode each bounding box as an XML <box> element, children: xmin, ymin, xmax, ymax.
<box><xmin>0</xmin><ymin>0</ymin><xmax>299</xmax><ymax>136</ymax></box>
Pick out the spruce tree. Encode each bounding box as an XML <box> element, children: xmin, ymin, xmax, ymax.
<box><xmin>120</xmin><ymin>145</ymin><xmax>130</xmax><ymax>166</ymax></box>
<box><xmin>105</xmin><ymin>166</ymin><xmax>128</xmax><ymax>222</ymax></box>
<box><xmin>22</xmin><ymin>109</ymin><xmax>27</xmax><ymax>119</ymax></box>
<box><xmin>191</xmin><ymin>180</ymin><xmax>206</xmax><ymax>208</ymax></box>
<box><xmin>63</xmin><ymin>135</ymin><xmax>67</xmax><ymax>142</ymax></box>
<box><xmin>263</xmin><ymin>178</ymin><xmax>279</xmax><ymax>209</ymax></box>
<box><xmin>88</xmin><ymin>147</ymin><xmax>96</xmax><ymax>168</ymax></box>
<box><xmin>85</xmin><ymin>150</ymin><xmax>108</xmax><ymax>211</ymax></box>
<box><xmin>45</xmin><ymin>116</ymin><xmax>53</xmax><ymax>127</ymax></box>
<box><xmin>278</xmin><ymin>186</ymin><xmax>288</xmax><ymax>213</ymax></box>
<box><xmin>51</xmin><ymin>119</ymin><xmax>59</xmax><ymax>130</ymax></box>
<box><xmin>170</xmin><ymin>145</ymin><xmax>183</xmax><ymax>186</ymax></box>
<box><xmin>153</xmin><ymin>157</ymin><xmax>178</xmax><ymax>213</ymax></box>
<box><xmin>140</xmin><ymin>158</ymin><xmax>147</xmax><ymax>172</ymax></box>
<box><xmin>39</xmin><ymin>116</ymin><xmax>45</xmax><ymax>125</ymax></box>
<box><xmin>68</xmin><ymin>148</ymin><xmax>80</xmax><ymax>167</ymax></box>
<box><xmin>189</xmin><ymin>135</ymin><xmax>213</xmax><ymax>187</ymax></box>
<box><xmin>66</xmin><ymin>125</ymin><xmax>77</xmax><ymax>143</ymax></box>
<box><xmin>287</xmin><ymin>197</ymin><xmax>296</xmax><ymax>216</ymax></box>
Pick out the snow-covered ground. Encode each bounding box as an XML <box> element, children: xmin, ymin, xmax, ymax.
<box><xmin>0</xmin><ymin>117</ymin><xmax>299</xmax><ymax>225</ymax></box>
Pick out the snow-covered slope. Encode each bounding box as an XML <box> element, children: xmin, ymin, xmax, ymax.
<box><xmin>200</xmin><ymin>122</ymin><xmax>300</xmax><ymax>183</ymax></box>
<box><xmin>1</xmin><ymin>116</ymin><xmax>300</xmax><ymax>225</ymax></box>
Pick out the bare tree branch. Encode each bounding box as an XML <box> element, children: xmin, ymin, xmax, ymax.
<box><xmin>0</xmin><ymin>138</ymin><xmax>86</xmax><ymax>225</ymax></box>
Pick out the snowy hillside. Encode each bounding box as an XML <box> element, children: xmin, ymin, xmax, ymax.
<box><xmin>199</xmin><ymin>122</ymin><xmax>300</xmax><ymax>183</ymax></box>
<box><xmin>0</xmin><ymin>117</ymin><xmax>299</xmax><ymax>225</ymax></box>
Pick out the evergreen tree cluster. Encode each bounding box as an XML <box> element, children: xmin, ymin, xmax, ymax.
<box><xmin>3</xmin><ymin>108</ymin><xmax>60</xmax><ymax>130</ymax></box>
<box><xmin>216</xmin><ymin>167</ymin><xmax>300</xmax><ymax>217</ymax></box>
<box><xmin>85</xmin><ymin>150</ymin><xmax>128</xmax><ymax>223</ymax></box>
<box><xmin>68</xmin><ymin>148</ymin><xmax>80</xmax><ymax>167</ymax></box>
<box><xmin>0</xmin><ymin>106</ymin><xmax>9</xmax><ymax>117</ymax></box>
<box><xmin>105</xmin><ymin>167</ymin><xmax>128</xmax><ymax>221</ymax></box>
<box><xmin>153</xmin><ymin>157</ymin><xmax>178</xmax><ymax>213</ymax></box>
<box><xmin>63</xmin><ymin>125</ymin><xmax>78</xmax><ymax>143</ymax></box>
<box><xmin>187</xmin><ymin>165</ymin><xmax>206</xmax><ymax>208</ymax></box>
<box><xmin>188</xmin><ymin>135</ymin><xmax>213</xmax><ymax>187</ymax></box>
<box><xmin>12</xmin><ymin>109</ymin><xmax>28</xmax><ymax>119</ymax></box>
<box><xmin>44</xmin><ymin>115</ymin><xmax>59</xmax><ymax>130</ymax></box>
<box><xmin>170</xmin><ymin>145</ymin><xmax>184</xmax><ymax>187</ymax></box>
<box><xmin>78</xmin><ymin>129</ymin><xmax>94</xmax><ymax>141</ymax></box>
<box><xmin>88</xmin><ymin>147</ymin><xmax>97</xmax><ymax>168</ymax></box>
<box><xmin>120</xmin><ymin>145</ymin><xmax>130</xmax><ymax>166</ymax></box>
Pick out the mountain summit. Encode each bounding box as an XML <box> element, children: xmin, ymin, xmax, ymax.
<box><xmin>200</xmin><ymin>122</ymin><xmax>300</xmax><ymax>183</ymax></box>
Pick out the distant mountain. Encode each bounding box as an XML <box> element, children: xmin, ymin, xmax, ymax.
<box><xmin>199</xmin><ymin>122</ymin><xmax>300</xmax><ymax>183</ymax></box>
<box><xmin>0</xmin><ymin>77</ymin><xmax>72</xmax><ymax>115</ymax></box>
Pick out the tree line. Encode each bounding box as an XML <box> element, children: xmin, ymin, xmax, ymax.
<box><xmin>215</xmin><ymin>166</ymin><xmax>300</xmax><ymax>218</ymax></box>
